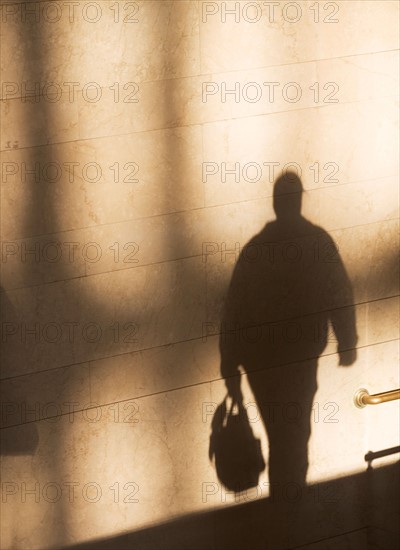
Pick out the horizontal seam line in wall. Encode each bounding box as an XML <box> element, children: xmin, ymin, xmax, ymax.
<box><xmin>288</xmin><ymin>526</ymin><xmax>369</xmax><ymax>550</ymax></box>
<box><xmin>1</xmin><ymin>48</ymin><xmax>398</xmax><ymax>102</ymax></box>
<box><xmin>1</xmin><ymin>93</ymin><xmax>397</xmax><ymax>152</ymax></box>
<box><xmin>0</xmin><ymin>217</ymin><xmax>398</xmax><ymax>293</ymax></box>
<box><xmin>0</xmin><ymin>294</ymin><xmax>398</xmax><ymax>382</ymax></box>
<box><xmin>0</xmin><ymin>338</ymin><xmax>398</xmax><ymax>430</ymax></box>
<box><xmin>1</xmin><ymin>187</ymin><xmax>397</xmax><ymax>242</ymax></box>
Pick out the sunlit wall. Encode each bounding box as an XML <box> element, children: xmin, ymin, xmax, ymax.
<box><xmin>0</xmin><ymin>1</ymin><xmax>399</xmax><ymax>548</ymax></box>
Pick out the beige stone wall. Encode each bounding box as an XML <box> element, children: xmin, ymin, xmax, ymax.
<box><xmin>1</xmin><ymin>1</ymin><xmax>399</xmax><ymax>548</ymax></box>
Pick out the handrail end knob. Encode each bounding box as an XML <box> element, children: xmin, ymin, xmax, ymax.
<box><xmin>354</xmin><ymin>388</ymin><xmax>369</xmax><ymax>408</ymax></box>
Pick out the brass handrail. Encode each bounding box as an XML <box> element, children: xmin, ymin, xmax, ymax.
<box><xmin>354</xmin><ymin>388</ymin><xmax>400</xmax><ymax>408</ymax></box>
<box><xmin>365</xmin><ymin>446</ymin><xmax>400</xmax><ymax>463</ymax></box>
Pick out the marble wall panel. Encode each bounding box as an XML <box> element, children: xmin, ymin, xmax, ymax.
<box><xmin>2</xmin><ymin>174</ymin><xmax>397</xmax><ymax>291</ymax></box>
<box><xmin>75</xmin><ymin>52</ymin><xmax>398</xmax><ymax>143</ymax></box>
<box><xmin>199</xmin><ymin>0</ymin><xmax>399</xmax><ymax>73</ymax></box>
<box><xmin>2</xmin><ymin>294</ymin><xmax>397</xmax><ymax>431</ymax></box>
<box><xmin>0</xmin><ymin>382</ymin><xmax>214</xmax><ymax>549</ymax></box>
<box><xmin>1</xmin><ymin>256</ymin><xmax>206</xmax><ymax>378</ymax></box>
<box><xmin>1</xmin><ymin>1</ymin><xmax>201</xmax><ymax>87</ymax></box>
<box><xmin>1</xmin><ymin>0</ymin><xmax>398</xmax><ymax>548</ymax></box>
<box><xmin>204</xmin><ymin>218</ymin><xmax>399</xmax><ymax>328</ymax></box>
<box><xmin>202</xmin><ymin>98</ymin><xmax>399</xmax><ymax>207</ymax></box>
<box><xmin>1</xmin><ymin>125</ymin><xmax>204</xmax><ymax>241</ymax></box>
<box><xmin>2</xmin><ymin>340</ymin><xmax>397</xmax><ymax>549</ymax></box>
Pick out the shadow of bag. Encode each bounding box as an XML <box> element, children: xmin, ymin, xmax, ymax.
<box><xmin>209</xmin><ymin>396</ymin><xmax>266</xmax><ymax>492</ymax></box>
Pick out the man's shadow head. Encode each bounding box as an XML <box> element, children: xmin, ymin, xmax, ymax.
<box><xmin>273</xmin><ymin>171</ymin><xmax>303</xmax><ymax>222</ymax></box>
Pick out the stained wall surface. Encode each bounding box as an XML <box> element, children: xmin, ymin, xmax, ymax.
<box><xmin>0</xmin><ymin>1</ymin><xmax>399</xmax><ymax>549</ymax></box>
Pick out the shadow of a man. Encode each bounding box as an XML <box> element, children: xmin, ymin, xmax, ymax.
<box><xmin>220</xmin><ymin>172</ymin><xmax>358</xmax><ymax>489</ymax></box>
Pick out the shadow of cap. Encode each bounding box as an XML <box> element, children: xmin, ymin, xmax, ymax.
<box><xmin>273</xmin><ymin>171</ymin><xmax>303</xmax><ymax>197</ymax></box>
<box><xmin>273</xmin><ymin>172</ymin><xmax>304</xmax><ymax>219</ymax></box>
